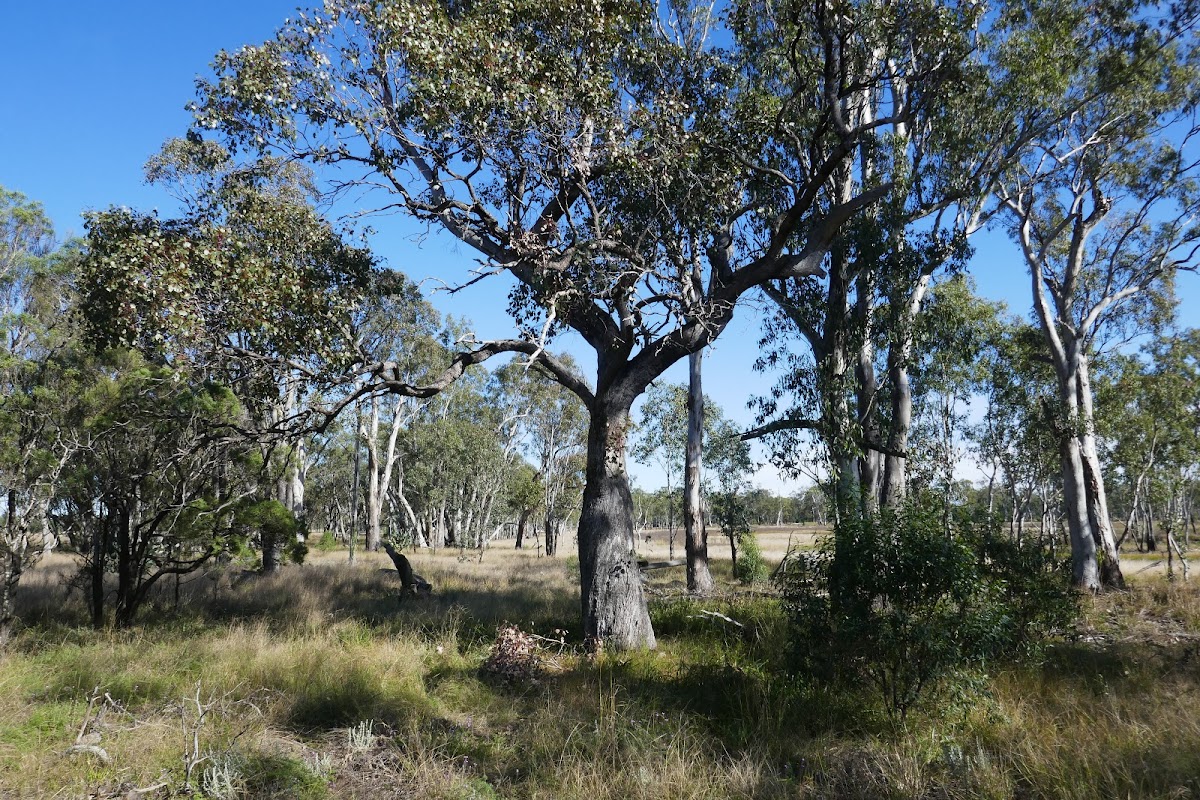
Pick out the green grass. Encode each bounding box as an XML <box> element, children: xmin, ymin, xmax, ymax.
<box><xmin>0</xmin><ymin>547</ymin><xmax>1199</xmax><ymax>798</ymax></box>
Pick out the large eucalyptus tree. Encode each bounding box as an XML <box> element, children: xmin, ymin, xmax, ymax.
<box><xmin>82</xmin><ymin>0</ymin><xmax>998</xmax><ymax>647</ymax></box>
<box><xmin>995</xmin><ymin>2</ymin><xmax>1200</xmax><ymax>588</ymax></box>
<box><xmin>0</xmin><ymin>188</ymin><xmax>76</xmax><ymax>645</ymax></box>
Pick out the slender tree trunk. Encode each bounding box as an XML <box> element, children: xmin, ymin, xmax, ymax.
<box><xmin>881</xmin><ymin>349</ymin><xmax>913</xmax><ymax>511</ymax></box>
<box><xmin>577</xmin><ymin>399</ymin><xmax>655</xmax><ymax>650</ymax></box>
<box><xmin>0</xmin><ymin>571</ymin><xmax>14</xmax><ymax>648</ymax></box>
<box><xmin>1024</xmin><ymin>209</ymin><xmax>1124</xmax><ymax>590</ymax></box>
<box><xmin>263</xmin><ymin>468</ymin><xmax>289</xmax><ymax>574</ymax></box>
<box><xmin>515</xmin><ymin>508</ymin><xmax>529</xmax><ymax>549</ymax></box>
<box><xmin>684</xmin><ymin>350</ymin><xmax>715</xmax><ymax>595</ymax></box>
<box><xmin>1075</xmin><ymin>359</ymin><xmax>1125</xmax><ymax>587</ymax></box>
<box><xmin>665</xmin><ymin>474</ymin><xmax>675</xmax><ymax>561</ymax></box>
<box><xmin>349</xmin><ymin>400</ymin><xmax>362</xmax><ymax>565</ymax></box>
<box><xmin>91</xmin><ymin>511</ymin><xmax>107</xmax><ymax>630</ymax></box>
<box><xmin>291</xmin><ymin>438</ymin><xmax>307</xmax><ymax>540</ymax></box>
<box><xmin>1119</xmin><ymin>474</ymin><xmax>1143</xmax><ymax>550</ymax></box>
<box><xmin>364</xmin><ymin>398</ymin><xmax>383</xmax><ymax>552</ymax></box>
<box><xmin>855</xmin><ymin>284</ymin><xmax>882</xmax><ymax>512</ymax></box>
<box><xmin>1057</xmin><ymin>368</ymin><xmax>1101</xmax><ymax>589</ymax></box>
<box><xmin>1142</xmin><ymin>501</ymin><xmax>1153</xmax><ymax>551</ymax></box>
<box><xmin>1</xmin><ymin>490</ymin><xmax>21</xmax><ymax>647</ymax></box>
<box><xmin>547</xmin><ymin>513</ymin><xmax>559</xmax><ymax>556</ymax></box>
<box><xmin>115</xmin><ymin>495</ymin><xmax>138</xmax><ymax>628</ymax></box>
<box><xmin>829</xmin><ymin>354</ymin><xmax>861</xmax><ymax>523</ymax></box>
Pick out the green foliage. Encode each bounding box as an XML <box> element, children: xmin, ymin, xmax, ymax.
<box><xmin>310</xmin><ymin>531</ymin><xmax>340</xmax><ymax>553</ymax></box>
<box><xmin>237</xmin><ymin>499</ymin><xmax>305</xmax><ymax>565</ymax></box>
<box><xmin>0</xmin><ymin>186</ymin><xmax>77</xmax><ymax>642</ymax></box>
<box><xmin>732</xmin><ymin>531</ymin><xmax>768</xmax><ymax>585</ymax></box>
<box><xmin>56</xmin><ymin>351</ymin><xmax>264</xmax><ymax>627</ymax></box>
<box><xmin>778</xmin><ymin>496</ymin><xmax>1077</xmax><ymax>720</ymax></box>
<box><xmin>504</xmin><ymin>463</ymin><xmax>544</xmax><ymax>517</ymax></box>
<box><xmin>234</xmin><ymin>752</ymin><xmax>329</xmax><ymax>799</ymax></box>
<box><xmin>80</xmin><ymin>141</ymin><xmax>375</xmax><ymax>372</ymax></box>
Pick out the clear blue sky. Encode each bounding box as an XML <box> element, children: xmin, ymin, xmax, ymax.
<box><xmin>3</xmin><ymin>3</ymin><xmax>1197</xmax><ymax>493</ymax></box>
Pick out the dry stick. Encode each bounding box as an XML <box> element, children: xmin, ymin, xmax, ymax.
<box><xmin>64</xmin><ymin>686</ymin><xmax>112</xmax><ymax>765</ymax></box>
<box><xmin>1167</xmin><ymin>529</ymin><xmax>1190</xmax><ymax>582</ymax></box>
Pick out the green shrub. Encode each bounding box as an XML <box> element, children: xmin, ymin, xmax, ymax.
<box><xmin>238</xmin><ymin>499</ymin><xmax>306</xmax><ymax>565</ymax></box>
<box><xmin>733</xmin><ymin>531</ymin><xmax>768</xmax><ymax>585</ymax></box>
<box><xmin>311</xmin><ymin>530</ymin><xmax>340</xmax><ymax>552</ymax></box>
<box><xmin>777</xmin><ymin>496</ymin><xmax>1076</xmax><ymax>720</ymax></box>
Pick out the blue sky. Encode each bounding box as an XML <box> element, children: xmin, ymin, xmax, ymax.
<box><xmin>3</xmin><ymin>3</ymin><xmax>1197</xmax><ymax>493</ymax></box>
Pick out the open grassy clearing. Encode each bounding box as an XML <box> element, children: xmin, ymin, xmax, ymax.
<box><xmin>633</xmin><ymin>526</ymin><xmax>826</xmax><ymax>565</ymax></box>
<box><xmin>1</xmin><ymin>543</ymin><xmax>1199</xmax><ymax>799</ymax></box>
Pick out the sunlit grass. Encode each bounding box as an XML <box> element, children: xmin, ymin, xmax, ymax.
<box><xmin>0</xmin><ymin>545</ymin><xmax>1198</xmax><ymax>797</ymax></box>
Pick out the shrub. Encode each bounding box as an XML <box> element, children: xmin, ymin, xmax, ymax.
<box><xmin>311</xmin><ymin>530</ymin><xmax>340</xmax><ymax>552</ymax></box>
<box><xmin>238</xmin><ymin>499</ymin><xmax>306</xmax><ymax>565</ymax></box>
<box><xmin>733</xmin><ymin>531</ymin><xmax>768</xmax><ymax>585</ymax></box>
<box><xmin>777</xmin><ymin>496</ymin><xmax>1076</xmax><ymax>720</ymax></box>
<box><xmin>712</xmin><ymin>491</ymin><xmax>766</xmax><ymax>584</ymax></box>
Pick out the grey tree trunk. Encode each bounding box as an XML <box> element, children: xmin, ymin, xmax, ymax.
<box><xmin>348</xmin><ymin>399</ymin><xmax>363</xmax><ymax>565</ymax></box>
<box><xmin>515</xmin><ymin>508</ymin><xmax>529</xmax><ymax>549</ymax></box>
<box><xmin>1075</xmin><ymin>360</ymin><xmax>1125</xmax><ymax>587</ymax></box>
<box><xmin>546</xmin><ymin>517</ymin><xmax>565</xmax><ymax>557</ymax></box>
<box><xmin>684</xmin><ymin>350</ymin><xmax>715</xmax><ymax>595</ymax></box>
<box><xmin>1024</xmin><ymin>235</ymin><xmax>1123</xmax><ymax>589</ymax></box>
<box><xmin>880</xmin><ymin>352</ymin><xmax>912</xmax><ymax>510</ymax></box>
<box><xmin>1058</xmin><ymin>367</ymin><xmax>1102</xmax><ymax>589</ymax></box>
<box><xmin>880</xmin><ymin>273</ymin><xmax>930</xmax><ymax>510</ymax></box>
<box><xmin>854</xmin><ymin>287</ymin><xmax>882</xmax><ymax>512</ymax></box>
<box><xmin>290</xmin><ymin>437</ymin><xmax>307</xmax><ymax>540</ymax></box>
<box><xmin>1060</xmin><ymin>434</ymin><xmax>1101</xmax><ymax>589</ymax></box>
<box><xmin>1</xmin><ymin>492</ymin><xmax>21</xmax><ymax>647</ymax></box>
<box><xmin>577</xmin><ymin>401</ymin><xmax>656</xmax><ymax>650</ymax></box>
<box><xmin>363</xmin><ymin>397</ymin><xmax>389</xmax><ymax>553</ymax></box>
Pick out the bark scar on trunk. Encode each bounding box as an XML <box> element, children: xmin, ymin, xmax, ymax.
<box><xmin>604</xmin><ymin>419</ymin><xmax>627</xmax><ymax>473</ymax></box>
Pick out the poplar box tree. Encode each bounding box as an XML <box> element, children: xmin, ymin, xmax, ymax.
<box><xmin>93</xmin><ymin>0</ymin><xmax>993</xmax><ymax>648</ymax></box>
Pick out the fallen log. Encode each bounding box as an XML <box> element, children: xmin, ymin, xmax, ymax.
<box><xmin>381</xmin><ymin>542</ymin><xmax>433</xmax><ymax>595</ymax></box>
<box><xmin>637</xmin><ymin>558</ymin><xmax>686</xmax><ymax>571</ymax></box>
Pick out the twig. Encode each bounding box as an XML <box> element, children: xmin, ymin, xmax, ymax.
<box><xmin>688</xmin><ymin>610</ymin><xmax>744</xmax><ymax>629</ymax></box>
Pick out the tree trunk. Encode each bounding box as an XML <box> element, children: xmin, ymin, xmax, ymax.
<box><xmin>1075</xmin><ymin>359</ymin><xmax>1124</xmax><ymax>587</ymax></box>
<box><xmin>291</xmin><ymin>438</ymin><xmax>307</xmax><ymax>540</ymax></box>
<box><xmin>91</xmin><ymin>510</ymin><xmax>108</xmax><ymax>629</ymax></box>
<box><xmin>114</xmin><ymin>494</ymin><xmax>142</xmax><ymax>629</ymax></box>
<box><xmin>684</xmin><ymin>350</ymin><xmax>715</xmax><ymax>595</ymax></box>
<box><xmin>364</xmin><ymin>398</ymin><xmax>383</xmax><ymax>552</ymax></box>
<box><xmin>1055</xmin><ymin>355</ymin><xmax>1100</xmax><ymax>588</ymax></box>
<box><xmin>0</xmin><ymin>572</ymin><xmax>14</xmax><ymax>648</ymax></box>
<box><xmin>880</xmin><ymin>354</ymin><xmax>912</xmax><ymax>510</ymax></box>
<box><xmin>881</xmin><ymin>274</ymin><xmax>930</xmax><ymax>510</ymax></box>
<box><xmin>577</xmin><ymin>401</ymin><xmax>655</xmax><ymax>650</ymax></box>
<box><xmin>264</xmin><ymin>469</ymin><xmax>290</xmax><ymax>574</ymax></box>
<box><xmin>349</xmin><ymin>400</ymin><xmax>362</xmax><ymax>565</ymax></box>
<box><xmin>1060</xmin><ymin>418</ymin><xmax>1101</xmax><ymax>590</ymax></box>
<box><xmin>515</xmin><ymin>508</ymin><xmax>529</xmax><ymax>549</ymax></box>
<box><xmin>855</xmin><ymin>314</ymin><xmax>882</xmax><ymax>512</ymax></box>
<box><xmin>1</xmin><ymin>491</ymin><xmax>21</xmax><ymax>647</ymax></box>
<box><xmin>261</xmin><ymin>526</ymin><xmax>285</xmax><ymax>574</ymax></box>
<box><xmin>544</xmin><ymin>512</ymin><xmax>558</xmax><ymax>556</ymax></box>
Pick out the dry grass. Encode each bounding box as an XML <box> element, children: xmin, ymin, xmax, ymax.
<box><xmin>0</xmin><ymin>543</ymin><xmax>1199</xmax><ymax>798</ymax></box>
